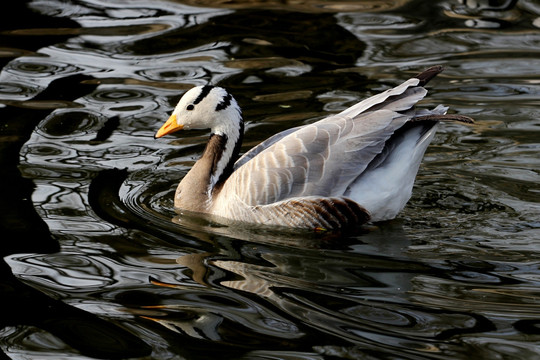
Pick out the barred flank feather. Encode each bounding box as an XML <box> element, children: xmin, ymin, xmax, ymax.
<box><xmin>251</xmin><ymin>197</ymin><xmax>370</xmax><ymax>229</ymax></box>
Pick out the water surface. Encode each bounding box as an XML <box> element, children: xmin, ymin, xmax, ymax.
<box><xmin>1</xmin><ymin>0</ymin><xmax>540</xmax><ymax>359</ymax></box>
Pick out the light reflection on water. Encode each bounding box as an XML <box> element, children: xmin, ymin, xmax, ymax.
<box><xmin>2</xmin><ymin>0</ymin><xmax>540</xmax><ymax>359</ymax></box>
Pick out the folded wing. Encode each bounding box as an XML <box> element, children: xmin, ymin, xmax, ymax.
<box><xmin>218</xmin><ymin>77</ymin><xmax>430</xmax><ymax>207</ymax></box>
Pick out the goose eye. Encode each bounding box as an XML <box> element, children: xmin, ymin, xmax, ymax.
<box><xmin>186</xmin><ymin>104</ymin><xmax>194</xmax><ymax>111</ymax></box>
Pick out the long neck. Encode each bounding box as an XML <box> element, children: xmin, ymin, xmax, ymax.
<box><xmin>206</xmin><ymin>122</ymin><xmax>243</xmax><ymax>191</ymax></box>
<box><xmin>175</xmin><ymin>120</ymin><xmax>243</xmax><ymax>211</ymax></box>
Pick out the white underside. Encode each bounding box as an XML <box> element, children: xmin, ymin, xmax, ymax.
<box><xmin>346</xmin><ymin>124</ymin><xmax>438</xmax><ymax>221</ymax></box>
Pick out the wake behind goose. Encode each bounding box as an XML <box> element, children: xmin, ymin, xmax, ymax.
<box><xmin>155</xmin><ymin>66</ymin><xmax>473</xmax><ymax>230</ymax></box>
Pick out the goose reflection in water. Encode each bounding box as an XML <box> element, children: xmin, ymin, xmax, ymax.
<box><xmin>138</xmin><ymin>218</ymin><xmax>496</xmax><ymax>358</ymax></box>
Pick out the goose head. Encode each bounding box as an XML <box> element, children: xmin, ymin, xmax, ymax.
<box><xmin>155</xmin><ymin>85</ymin><xmax>242</xmax><ymax>139</ymax></box>
<box><xmin>155</xmin><ymin>85</ymin><xmax>245</xmax><ymax>202</ymax></box>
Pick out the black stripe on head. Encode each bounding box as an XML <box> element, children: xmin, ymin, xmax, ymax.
<box><xmin>216</xmin><ymin>92</ymin><xmax>233</xmax><ymax>111</ymax></box>
<box><xmin>193</xmin><ymin>85</ymin><xmax>214</xmax><ymax>105</ymax></box>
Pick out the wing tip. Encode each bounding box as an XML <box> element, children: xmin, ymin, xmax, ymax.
<box><xmin>414</xmin><ymin>65</ymin><xmax>444</xmax><ymax>86</ymax></box>
<box><xmin>412</xmin><ymin>114</ymin><xmax>475</xmax><ymax>124</ymax></box>
<box><xmin>412</xmin><ymin>66</ymin><xmax>475</xmax><ymax>125</ymax></box>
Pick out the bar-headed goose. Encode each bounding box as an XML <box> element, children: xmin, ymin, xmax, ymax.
<box><xmin>155</xmin><ymin>66</ymin><xmax>473</xmax><ymax>230</ymax></box>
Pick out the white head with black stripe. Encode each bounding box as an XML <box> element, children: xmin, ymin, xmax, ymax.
<box><xmin>155</xmin><ymin>85</ymin><xmax>242</xmax><ymax>139</ymax></box>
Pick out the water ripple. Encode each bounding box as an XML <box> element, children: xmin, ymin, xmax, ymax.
<box><xmin>38</xmin><ymin>109</ymin><xmax>106</xmax><ymax>137</ymax></box>
<box><xmin>4</xmin><ymin>0</ymin><xmax>540</xmax><ymax>359</ymax></box>
<box><xmin>7</xmin><ymin>253</ymin><xmax>116</xmax><ymax>293</ymax></box>
<box><xmin>4</xmin><ymin>57</ymin><xmax>81</xmax><ymax>78</ymax></box>
<box><xmin>0</xmin><ymin>81</ymin><xmax>39</xmax><ymax>100</ymax></box>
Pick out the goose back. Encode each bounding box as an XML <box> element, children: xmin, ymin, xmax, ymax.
<box><xmin>212</xmin><ymin>77</ymin><xmax>431</xmax><ymax>214</ymax></box>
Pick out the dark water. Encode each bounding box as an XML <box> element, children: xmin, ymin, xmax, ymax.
<box><xmin>1</xmin><ymin>0</ymin><xmax>540</xmax><ymax>359</ymax></box>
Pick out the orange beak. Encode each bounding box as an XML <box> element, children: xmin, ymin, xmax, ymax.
<box><xmin>155</xmin><ymin>114</ymin><xmax>183</xmax><ymax>138</ymax></box>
